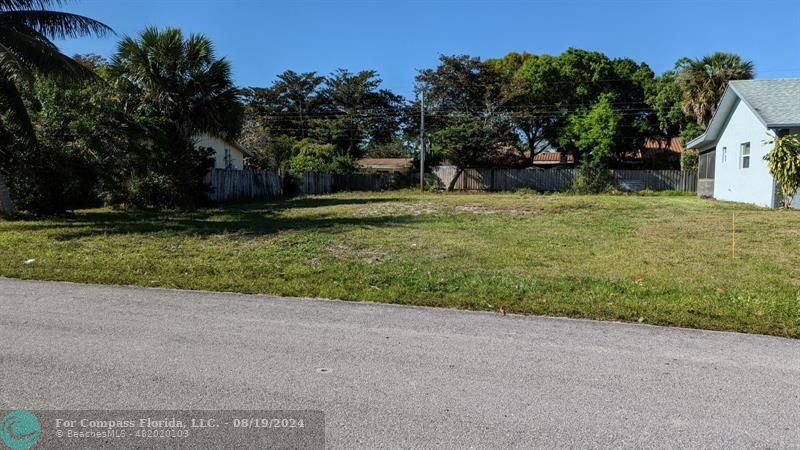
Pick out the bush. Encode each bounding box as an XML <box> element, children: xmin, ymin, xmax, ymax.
<box><xmin>6</xmin><ymin>142</ymin><xmax>100</xmax><ymax>214</ymax></box>
<box><xmin>287</xmin><ymin>139</ymin><xmax>359</xmax><ymax>175</ymax></box>
<box><xmin>329</xmin><ymin>155</ymin><xmax>359</xmax><ymax>174</ymax></box>
<box><xmin>288</xmin><ymin>153</ymin><xmax>329</xmax><ymax>175</ymax></box>
<box><xmin>571</xmin><ymin>159</ymin><xmax>614</xmax><ymax>194</ymax></box>
<box><xmin>123</xmin><ymin>173</ymin><xmax>181</xmax><ymax>209</ymax></box>
<box><xmin>681</xmin><ymin>150</ymin><xmax>699</xmax><ymax>171</ymax></box>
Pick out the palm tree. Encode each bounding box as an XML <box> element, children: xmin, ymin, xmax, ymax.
<box><xmin>676</xmin><ymin>52</ymin><xmax>755</xmax><ymax>128</ymax></box>
<box><xmin>0</xmin><ymin>0</ymin><xmax>112</xmax><ymax>215</ymax></box>
<box><xmin>111</xmin><ymin>27</ymin><xmax>242</xmax><ymax>142</ymax></box>
<box><xmin>110</xmin><ymin>27</ymin><xmax>242</xmax><ymax>205</ymax></box>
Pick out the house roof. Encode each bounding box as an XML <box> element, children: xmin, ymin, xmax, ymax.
<box><xmin>729</xmin><ymin>79</ymin><xmax>800</xmax><ymax>127</ymax></box>
<box><xmin>357</xmin><ymin>158</ymin><xmax>413</xmax><ymax>170</ymax></box>
<box><xmin>687</xmin><ymin>79</ymin><xmax>800</xmax><ymax>150</ymax></box>
<box><xmin>641</xmin><ymin>137</ymin><xmax>683</xmax><ymax>153</ymax></box>
<box><xmin>532</xmin><ymin>152</ymin><xmax>574</xmax><ymax>164</ymax></box>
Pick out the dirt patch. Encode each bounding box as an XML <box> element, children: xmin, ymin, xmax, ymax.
<box><xmin>355</xmin><ymin>201</ymin><xmax>441</xmax><ymax>217</ymax></box>
<box><xmin>454</xmin><ymin>204</ymin><xmax>545</xmax><ymax>216</ymax></box>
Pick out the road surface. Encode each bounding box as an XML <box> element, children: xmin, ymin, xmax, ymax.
<box><xmin>1</xmin><ymin>278</ymin><xmax>799</xmax><ymax>448</ymax></box>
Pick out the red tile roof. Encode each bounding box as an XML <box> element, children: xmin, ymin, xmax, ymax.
<box><xmin>532</xmin><ymin>152</ymin><xmax>574</xmax><ymax>164</ymax></box>
<box><xmin>641</xmin><ymin>137</ymin><xmax>684</xmax><ymax>153</ymax></box>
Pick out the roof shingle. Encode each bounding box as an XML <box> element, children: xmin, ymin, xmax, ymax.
<box><xmin>730</xmin><ymin>79</ymin><xmax>800</xmax><ymax>126</ymax></box>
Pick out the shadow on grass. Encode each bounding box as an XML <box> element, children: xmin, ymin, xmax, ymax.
<box><xmin>1</xmin><ymin>196</ymin><xmax>418</xmax><ymax>241</ymax></box>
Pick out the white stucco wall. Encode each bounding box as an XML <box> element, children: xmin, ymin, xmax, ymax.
<box><xmin>712</xmin><ymin>99</ymin><xmax>776</xmax><ymax>207</ymax></box>
<box><xmin>193</xmin><ymin>134</ymin><xmax>245</xmax><ymax>170</ymax></box>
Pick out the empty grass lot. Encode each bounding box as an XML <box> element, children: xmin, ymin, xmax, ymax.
<box><xmin>2</xmin><ymin>191</ymin><xmax>800</xmax><ymax>337</ymax></box>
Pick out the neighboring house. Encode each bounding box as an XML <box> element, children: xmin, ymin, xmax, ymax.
<box><xmin>194</xmin><ymin>133</ymin><xmax>249</xmax><ymax>170</ymax></box>
<box><xmin>357</xmin><ymin>158</ymin><xmax>414</xmax><ymax>173</ymax></box>
<box><xmin>687</xmin><ymin>79</ymin><xmax>800</xmax><ymax>208</ymax></box>
<box><xmin>620</xmin><ymin>137</ymin><xmax>684</xmax><ymax>168</ymax></box>
<box><xmin>532</xmin><ymin>151</ymin><xmax>574</xmax><ymax>167</ymax></box>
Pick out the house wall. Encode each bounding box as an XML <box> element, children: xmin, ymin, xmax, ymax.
<box><xmin>712</xmin><ymin>99</ymin><xmax>776</xmax><ymax>207</ymax></box>
<box><xmin>194</xmin><ymin>134</ymin><xmax>245</xmax><ymax>170</ymax></box>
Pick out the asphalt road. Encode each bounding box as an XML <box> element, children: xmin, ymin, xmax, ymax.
<box><xmin>1</xmin><ymin>278</ymin><xmax>799</xmax><ymax>448</ymax></box>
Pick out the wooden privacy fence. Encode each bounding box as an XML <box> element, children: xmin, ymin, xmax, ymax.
<box><xmin>301</xmin><ymin>172</ymin><xmax>411</xmax><ymax>194</ymax></box>
<box><xmin>432</xmin><ymin>166</ymin><xmax>697</xmax><ymax>192</ymax></box>
<box><xmin>433</xmin><ymin>166</ymin><xmax>574</xmax><ymax>191</ymax></box>
<box><xmin>206</xmin><ymin>168</ymin><xmax>282</xmax><ymax>202</ymax></box>
<box><xmin>301</xmin><ymin>172</ymin><xmax>333</xmax><ymax>195</ymax></box>
<box><xmin>611</xmin><ymin>169</ymin><xmax>697</xmax><ymax>192</ymax></box>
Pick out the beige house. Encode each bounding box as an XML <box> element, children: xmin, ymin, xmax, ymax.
<box><xmin>194</xmin><ymin>133</ymin><xmax>249</xmax><ymax>170</ymax></box>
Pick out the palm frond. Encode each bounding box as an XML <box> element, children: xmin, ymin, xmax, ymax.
<box><xmin>0</xmin><ymin>10</ymin><xmax>114</xmax><ymax>39</ymax></box>
<box><xmin>0</xmin><ymin>40</ymin><xmax>31</xmax><ymax>83</ymax></box>
<box><xmin>0</xmin><ymin>25</ymin><xmax>95</xmax><ymax>81</ymax></box>
<box><xmin>0</xmin><ymin>0</ymin><xmax>65</xmax><ymax>11</ymax></box>
<box><xmin>0</xmin><ymin>78</ymin><xmax>34</xmax><ymax>142</ymax></box>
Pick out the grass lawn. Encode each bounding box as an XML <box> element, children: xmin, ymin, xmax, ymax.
<box><xmin>2</xmin><ymin>190</ymin><xmax>800</xmax><ymax>337</ymax></box>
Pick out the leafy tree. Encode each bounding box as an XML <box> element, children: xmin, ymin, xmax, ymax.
<box><xmin>0</xmin><ymin>0</ymin><xmax>112</xmax><ymax>215</ymax></box>
<box><xmin>765</xmin><ymin>133</ymin><xmax>800</xmax><ymax>208</ymax></box>
<box><xmin>556</xmin><ymin>48</ymin><xmax>614</xmax><ymax>105</ymax></box>
<box><xmin>501</xmin><ymin>53</ymin><xmax>563</xmax><ymax>163</ymax></box>
<box><xmin>432</xmin><ymin>114</ymin><xmax>507</xmax><ymax>191</ymax></box>
<box><xmin>416</xmin><ymin>54</ymin><xmax>515</xmax><ymax>184</ymax></box>
<box><xmin>242</xmin><ymin>70</ymin><xmax>325</xmax><ymax>141</ymax></box>
<box><xmin>645</xmin><ymin>71</ymin><xmax>685</xmax><ymax>135</ymax></box>
<box><xmin>111</xmin><ymin>27</ymin><xmax>243</xmax><ymax>207</ymax></box>
<box><xmin>504</xmin><ymin>49</ymin><xmax>656</xmax><ymax>166</ymax></box>
<box><xmin>562</xmin><ymin>93</ymin><xmax>622</xmax><ymax>165</ymax></box>
<box><xmin>286</xmin><ymin>138</ymin><xmax>357</xmax><ymax>175</ymax></box>
<box><xmin>605</xmin><ymin>57</ymin><xmax>656</xmax><ymax>152</ymax></box>
<box><xmin>312</xmin><ymin>69</ymin><xmax>403</xmax><ymax>157</ymax></box>
<box><xmin>6</xmin><ymin>60</ymin><xmax>152</xmax><ymax>212</ymax></box>
<box><xmin>245</xmin><ymin>134</ymin><xmax>297</xmax><ymax>174</ymax></box>
<box><xmin>676</xmin><ymin>52</ymin><xmax>754</xmax><ymax>128</ymax></box>
<box><xmin>288</xmin><ymin>140</ymin><xmax>334</xmax><ymax>174</ymax></box>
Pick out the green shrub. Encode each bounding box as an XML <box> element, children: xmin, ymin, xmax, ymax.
<box><xmin>7</xmin><ymin>146</ymin><xmax>99</xmax><ymax>214</ymax></box>
<box><xmin>570</xmin><ymin>159</ymin><xmax>614</xmax><ymax>194</ymax></box>
<box><xmin>124</xmin><ymin>173</ymin><xmax>181</xmax><ymax>209</ymax></box>
<box><xmin>681</xmin><ymin>150</ymin><xmax>699</xmax><ymax>171</ymax></box>
<box><xmin>765</xmin><ymin>133</ymin><xmax>800</xmax><ymax>208</ymax></box>
<box><xmin>329</xmin><ymin>155</ymin><xmax>359</xmax><ymax>174</ymax></box>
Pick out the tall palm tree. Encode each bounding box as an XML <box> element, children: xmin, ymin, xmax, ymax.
<box><xmin>676</xmin><ymin>52</ymin><xmax>755</xmax><ymax>128</ymax></box>
<box><xmin>0</xmin><ymin>0</ymin><xmax>112</xmax><ymax>215</ymax></box>
<box><xmin>110</xmin><ymin>27</ymin><xmax>243</xmax><ymax>205</ymax></box>
<box><xmin>111</xmin><ymin>27</ymin><xmax>242</xmax><ymax>142</ymax></box>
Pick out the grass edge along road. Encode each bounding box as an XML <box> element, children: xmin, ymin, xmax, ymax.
<box><xmin>1</xmin><ymin>190</ymin><xmax>799</xmax><ymax>338</ymax></box>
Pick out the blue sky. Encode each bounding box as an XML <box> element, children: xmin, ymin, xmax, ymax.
<box><xmin>56</xmin><ymin>0</ymin><xmax>800</xmax><ymax>99</ymax></box>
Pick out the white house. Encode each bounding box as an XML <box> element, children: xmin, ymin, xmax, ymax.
<box><xmin>193</xmin><ymin>133</ymin><xmax>249</xmax><ymax>170</ymax></box>
<box><xmin>687</xmin><ymin>79</ymin><xmax>800</xmax><ymax>208</ymax></box>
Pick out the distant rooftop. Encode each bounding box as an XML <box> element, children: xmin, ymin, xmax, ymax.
<box><xmin>357</xmin><ymin>158</ymin><xmax>413</xmax><ymax>172</ymax></box>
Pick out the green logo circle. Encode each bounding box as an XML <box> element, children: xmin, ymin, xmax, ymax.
<box><xmin>1</xmin><ymin>410</ymin><xmax>41</xmax><ymax>450</ymax></box>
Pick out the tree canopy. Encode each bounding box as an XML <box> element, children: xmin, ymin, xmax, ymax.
<box><xmin>676</xmin><ymin>52</ymin><xmax>755</xmax><ymax>128</ymax></box>
<box><xmin>0</xmin><ymin>3</ymin><xmax>758</xmax><ymax>211</ymax></box>
<box><xmin>0</xmin><ymin>0</ymin><xmax>112</xmax><ymax>215</ymax></box>
<box><xmin>240</xmin><ymin>68</ymin><xmax>405</xmax><ymax>174</ymax></box>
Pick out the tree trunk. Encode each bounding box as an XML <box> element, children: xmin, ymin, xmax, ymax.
<box><xmin>446</xmin><ymin>167</ymin><xmax>464</xmax><ymax>192</ymax></box>
<box><xmin>0</xmin><ymin>173</ymin><xmax>15</xmax><ymax>217</ymax></box>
